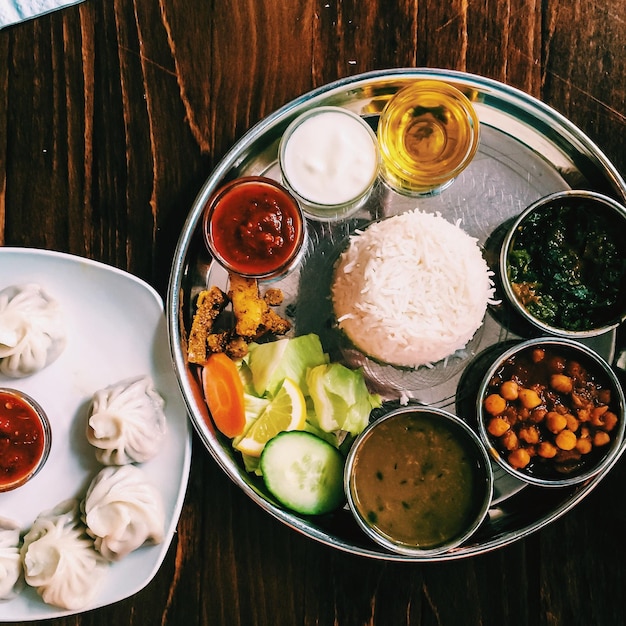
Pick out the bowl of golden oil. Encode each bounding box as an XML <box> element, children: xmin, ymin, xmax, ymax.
<box><xmin>377</xmin><ymin>80</ymin><xmax>480</xmax><ymax>196</ymax></box>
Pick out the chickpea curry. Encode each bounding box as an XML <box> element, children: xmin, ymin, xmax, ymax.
<box><xmin>507</xmin><ymin>201</ymin><xmax>626</xmax><ymax>331</ymax></box>
<box><xmin>482</xmin><ymin>345</ymin><xmax>621</xmax><ymax>479</ymax></box>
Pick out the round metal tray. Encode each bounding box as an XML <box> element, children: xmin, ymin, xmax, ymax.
<box><xmin>167</xmin><ymin>68</ymin><xmax>626</xmax><ymax>561</ymax></box>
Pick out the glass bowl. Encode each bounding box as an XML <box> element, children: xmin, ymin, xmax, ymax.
<box><xmin>279</xmin><ymin>106</ymin><xmax>380</xmax><ymax>221</ymax></box>
<box><xmin>377</xmin><ymin>80</ymin><xmax>480</xmax><ymax>196</ymax></box>
<box><xmin>0</xmin><ymin>388</ymin><xmax>52</xmax><ymax>493</ymax></box>
<box><xmin>203</xmin><ymin>176</ymin><xmax>306</xmax><ymax>281</ymax></box>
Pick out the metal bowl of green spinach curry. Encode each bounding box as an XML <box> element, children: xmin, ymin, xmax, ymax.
<box><xmin>500</xmin><ymin>190</ymin><xmax>626</xmax><ymax>338</ymax></box>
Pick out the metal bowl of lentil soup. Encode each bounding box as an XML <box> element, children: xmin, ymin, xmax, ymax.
<box><xmin>345</xmin><ymin>406</ymin><xmax>493</xmax><ymax>556</ymax></box>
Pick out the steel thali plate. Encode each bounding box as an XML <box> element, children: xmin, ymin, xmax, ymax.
<box><xmin>167</xmin><ymin>68</ymin><xmax>626</xmax><ymax>561</ymax></box>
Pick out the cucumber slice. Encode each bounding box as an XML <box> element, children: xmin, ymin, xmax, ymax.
<box><xmin>260</xmin><ymin>431</ymin><xmax>346</xmax><ymax>515</ymax></box>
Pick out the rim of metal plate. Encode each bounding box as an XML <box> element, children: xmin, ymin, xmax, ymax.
<box><xmin>167</xmin><ymin>68</ymin><xmax>626</xmax><ymax>562</ymax></box>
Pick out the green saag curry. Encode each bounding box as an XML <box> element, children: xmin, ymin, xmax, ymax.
<box><xmin>507</xmin><ymin>202</ymin><xmax>626</xmax><ymax>331</ymax></box>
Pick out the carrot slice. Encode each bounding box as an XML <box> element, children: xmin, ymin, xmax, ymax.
<box><xmin>201</xmin><ymin>353</ymin><xmax>246</xmax><ymax>438</ymax></box>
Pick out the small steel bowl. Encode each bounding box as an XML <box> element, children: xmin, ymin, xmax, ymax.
<box><xmin>0</xmin><ymin>388</ymin><xmax>52</xmax><ymax>493</ymax></box>
<box><xmin>476</xmin><ymin>337</ymin><xmax>626</xmax><ymax>488</ymax></box>
<box><xmin>500</xmin><ymin>190</ymin><xmax>626</xmax><ymax>338</ymax></box>
<box><xmin>344</xmin><ymin>406</ymin><xmax>493</xmax><ymax>556</ymax></box>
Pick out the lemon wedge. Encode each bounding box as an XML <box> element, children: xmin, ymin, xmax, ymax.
<box><xmin>234</xmin><ymin>378</ymin><xmax>306</xmax><ymax>457</ymax></box>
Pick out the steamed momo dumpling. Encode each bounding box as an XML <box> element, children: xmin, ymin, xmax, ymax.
<box><xmin>20</xmin><ymin>499</ymin><xmax>108</xmax><ymax>610</ymax></box>
<box><xmin>0</xmin><ymin>517</ymin><xmax>23</xmax><ymax>601</ymax></box>
<box><xmin>0</xmin><ymin>283</ymin><xmax>66</xmax><ymax>377</ymax></box>
<box><xmin>83</xmin><ymin>465</ymin><xmax>165</xmax><ymax>561</ymax></box>
<box><xmin>86</xmin><ymin>375</ymin><xmax>167</xmax><ymax>465</ymax></box>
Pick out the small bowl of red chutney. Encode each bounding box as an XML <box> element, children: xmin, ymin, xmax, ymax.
<box><xmin>203</xmin><ymin>176</ymin><xmax>306</xmax><ymax>280</ymax></box>
<box><xmin>0</xmin><ymin>388</ymin><xmax>51</xmax><ymax>492</ymax></box>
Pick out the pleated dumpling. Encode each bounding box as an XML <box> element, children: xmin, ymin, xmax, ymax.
<box><xmin>0</xmin><ymin>517</ymin><xmax>23</xmax><ymax>602</ymax></box>
<box><xmin>20</xmin><ymin>500</ymin><xmax>108</xmax><ymax>610</ymax></box>
<box><xmin>86</xmin><ymin>375</ymin><xmax>167</xmax><ymax>465</ymax></box>
<box><xmin>0</xmin><ymin>283</ymin><xmax>66</xmax><ymax>377</ymax></box>
<box><xmin>83</xmin><ymin>465</ymin><xmax>165</xmax><ymax>561</ymax></box>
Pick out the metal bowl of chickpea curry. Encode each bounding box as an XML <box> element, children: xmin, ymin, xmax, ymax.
<box><xmin>477</xmin><ymin>337</ymin><xmax>625</xmax><ymax>487</ymax></box>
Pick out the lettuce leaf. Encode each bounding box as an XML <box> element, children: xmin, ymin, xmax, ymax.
<box><xmin>246</xmin><ymin>333</ymin><xmax>328</xmax><ymax>397</ymax></box>
<box><xmin>306</xmin><ymin>363</ymin><xmax>381</xmax><ymax>435</ymax></box>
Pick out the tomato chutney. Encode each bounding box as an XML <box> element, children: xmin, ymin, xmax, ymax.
<box><xmin>204</xmin><ymin>176</ymin><xmax>305</xmax><ymax>279</ymax></box>
<box><xmin>0</xmin><ymin>388</ymin><xmax>51</xmax><ymax>492</ymax></box>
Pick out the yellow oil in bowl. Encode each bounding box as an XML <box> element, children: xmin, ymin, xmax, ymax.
<box><xmin>377</xmin><ymin>80</ymin><xmax>480</xmax><ymax>196</ymax></box>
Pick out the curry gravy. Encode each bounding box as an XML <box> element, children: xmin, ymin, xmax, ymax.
<box><xmin>350</xmin><ymin>411</ymin><xmax>483</xmax><ymax>548</ymax></box>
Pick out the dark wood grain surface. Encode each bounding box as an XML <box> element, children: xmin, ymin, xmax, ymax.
<box><xmin>1</xmin><ymin>0</ymin><xmax>626</xmax><ymax>624</ymax></box>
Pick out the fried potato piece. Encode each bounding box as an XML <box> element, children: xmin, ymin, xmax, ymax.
<box><xmin>188</xmin><ymin>275</ymin><xmax>291</xmax><ymax>362</ymax></box>
<box><xmin>259</xmin><ymin>308</ymin><xmax>291</xmax><ymax>336</ymax></box>
<box><xmin>228</xmin><ymin>273</ymin><xmax>291</xmax><ymax>340</ymax></box>
<box><xmin>225</xmin><ymin>335</ymin><xmax>250</xmax><ymax>359</ymax></box>
<box><xmin>205</xmin><ymin>330</ymin><xmax>250</xmax><ymax>359</ymax></box>
<box><xmin>263</xmin><ymin>288</ymin><xmax>284</xmax><ymax>306</ymax></box>
<box><xmin>228</xmin><ymin>274</ymin><xmax>268</xmax><ymax>338</ymax></box>
<box><xmin>206</xmin><ymin>330</ymin><xmax>231</xmax><ymax>354</ymax></box>
<box><xmin>187</xmin><ymin>287</ymin><xmax>229</xmax><ymax>364</ymax></box>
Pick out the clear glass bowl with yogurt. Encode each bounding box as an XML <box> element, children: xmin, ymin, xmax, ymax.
<box><xmin>278</xmin><ymin>106</ymin><xmax>380</xmax><ymax>221</ymax></box>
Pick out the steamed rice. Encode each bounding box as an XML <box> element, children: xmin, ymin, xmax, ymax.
<box><xmin>331</xmin><ymin>209</ymin><xmax>496</xmax><ymax>368</ymax></box>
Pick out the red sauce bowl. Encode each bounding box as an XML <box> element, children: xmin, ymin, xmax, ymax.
<box><xmin>203</xmin><ymin>176</ymin><xmax>306</xmax><ymax>280</ymax></box>
<box><xmin>0</xmin><ymin>388</ymin><xmax>51</xmax><ymax>492</ymax></box>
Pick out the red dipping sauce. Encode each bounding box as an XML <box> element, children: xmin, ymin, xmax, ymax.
<box><xmin>204</xmin><ymin>176</ymin><xmax>305</xmax><ymax>279</ymax></box>
<box><xmin>0</xmin><ymin>388</ymin><xmax>51</xmax><ymax>492</ymax></box>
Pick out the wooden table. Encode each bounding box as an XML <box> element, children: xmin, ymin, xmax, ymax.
<box><xmin>2</xmin><ymin>0</ymin><xmax>626</xmax><ymax>624</ymax></box>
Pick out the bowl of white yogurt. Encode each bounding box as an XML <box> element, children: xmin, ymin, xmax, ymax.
<box><xmin>279</xmin><ymin>106</ymin><xmax>380</xmax><ymax>221</ymax></box>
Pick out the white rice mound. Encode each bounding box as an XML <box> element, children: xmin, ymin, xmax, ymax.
<box><xmin>331</xmin><ymin>209</ymin><xmax>496</xmax><ymax>368</ymax></box>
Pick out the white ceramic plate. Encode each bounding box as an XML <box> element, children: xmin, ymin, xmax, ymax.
<box><xmin>0</xmin><ymin>248</ymin><xmax>192</xmax><ymax>621</ymax></box>
<box><xmin>0</xmin><ymin>0</ymin><xmax>85</xmax><ymax>29</ymax></box>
